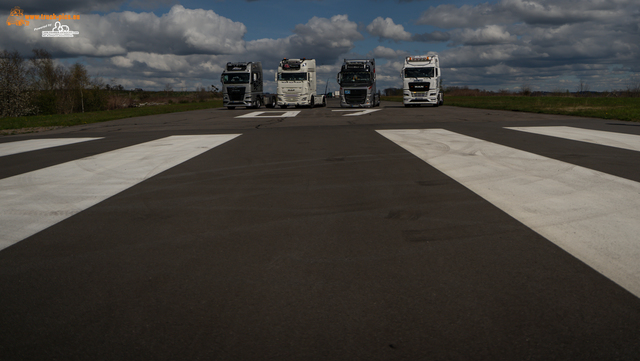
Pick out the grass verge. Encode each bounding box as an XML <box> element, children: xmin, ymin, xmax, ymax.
<box><xmin>382</xmin><ymin>95</ymin><xmax>640</xmax><ymax>122</ymax></box>
<box><xmin>1</xmin><ymin>99</ymin><xmax>223</xmax><ymax>134</ymax></box>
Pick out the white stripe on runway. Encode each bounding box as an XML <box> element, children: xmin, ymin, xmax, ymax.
<box><xmin>0</xmin><ymin>138</ymin><xmax>101</xmax><ymax>157</ymax></box>
<box><xmin>0</xmin><ymin>134</ymin><xmax>240</xmax><ymax>251</ymax></box>
<box><xmin>506</xmin><ymin>126</ymin><xmax>640</xmax><ymax>152</ymax></box>
<box><xmin>378</xmin><ymin>128</ymin><xmax>640</xmax><ymax>298</ymax></box>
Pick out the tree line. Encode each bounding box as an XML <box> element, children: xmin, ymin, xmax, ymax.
<box><xmin>0</xmin><ymin>49</ymin><xmax>108</xmax><ymax>118</ymax></box>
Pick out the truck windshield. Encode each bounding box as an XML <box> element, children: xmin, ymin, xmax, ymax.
<box><xmin>340</xmin><ymin>71</ymin><xmax>371</xmax><ymax>84</ymax></box>
<box><xmin>222</xmin><ymin>73</ymin><xmax>250</xmax><ymax>84</ymax></box>
<box><xmin>404</xmin><ymin>68</ymin><xmax>435</xmax><ymax>78</ymax></box>
<box><xmin>278</xmin><ymin>72</ymin><xmax>307</xmax><ymax>81</ymax></box>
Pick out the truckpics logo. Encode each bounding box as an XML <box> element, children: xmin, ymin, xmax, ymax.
<box><xmin>6</xmin><ymin>6</ymin><xmax>28</xmax><ymax>26</ymax></box>
<box><xmin>6</xmin><ymin>6</ymin><xmax>80</xmax><ymax>26</ymax></box>
<box><xmin>42</xmin><ymin>21</ymin><xmax>79</xmax><ymax>37</ymax></box>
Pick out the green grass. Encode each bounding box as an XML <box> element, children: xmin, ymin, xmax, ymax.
<box><xmin>382</xmin><ymin>95</ymin><xmax>640</xmax><ymax>122</ymax></box>
<box><xmin>1</xmin><ymin>99</ymin><xmax>223</xmax><ymax>133</ymax></box>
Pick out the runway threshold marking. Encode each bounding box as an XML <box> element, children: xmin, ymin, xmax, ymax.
<box><xmin>0</xmin><ymin>134</ymin><xmax>240</xmax><ymax>252</ymax></box>
<box><xmin>236</xmin><ymin>111</ymin><xmax>300</xmax><ymax>118</ymax></box>
<box><xmin>332</xmin><ymin>109</ymin><xmax>381</xmax><ymax>116</ymax></box>
<box><xmin>0</xmin><ymin>138</ymin><xmax>102</xmax><ymax>158</ymax></box>
<box><xmin>506</xmin><ymin>126</ymin><xmax>640</xmax><ymax>152</ymax></box>
<box><xmin>377</xmin><ymin>128</ymin><xmax>640</xmax><ymax>298</ymax></box>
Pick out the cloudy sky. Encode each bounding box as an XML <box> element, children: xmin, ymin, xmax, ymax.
<box><xmin>2</xmin><ymin>0</ymin><xmax>639</xmax><ymax>92</ymax></box>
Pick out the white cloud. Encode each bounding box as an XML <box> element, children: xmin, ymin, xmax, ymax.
<box><xmin>366</xmin><ymin>17</ymin><xmax>412</xmax><ymax>41</ymax></box>
<box><xmin>416</xmin><ymin>3</ymin><xmax>513</xmax><ymax>29</ymax></box>
<box><xmin>367</xmin><ymin>46</ymin><xmax>408</xmax><ymax>59</ymax></box>
<box><xmin>2</xmin><ymin>1</ymin><xmax>638</xmax><ymax>92</ymax></box>
<box><xmin>450</xmin><ymin>25</ymin><xmax>518</xmax><ymax>46</ymax></box>
<box><xmin>247</xmin><ymin>15</ymin><xmax>363</xmax><ymax>66</ymax></box>
<box><xmin>417</xmin><ymin>0</ymin><xmax>637</xmax><ymax>28</ymax></box>
<box><xmin>0</xmin><ymin>5</ymin><xmax>247</xmax><ymax>58</ymax></box>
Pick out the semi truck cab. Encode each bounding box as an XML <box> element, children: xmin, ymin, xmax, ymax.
<box><xmin>337</xmin><ymin>59</ymin><xmax>380</xmax><ymax>108</ymax></box>
<box><xmin>402</xmin><ymin>55</ymin><xmax>443</xmax><ymax>107</ymax></box>
<box><xmin>276</xmin><ymin>58</ymin><xmax>325</xmax><ymax>108</ymax></box>
<box><xmin>221</xmin><ymin>62</ymin><xmax>273</xmax><ymax>109</ymax></box>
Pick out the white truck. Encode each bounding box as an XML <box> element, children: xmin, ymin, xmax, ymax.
<box><xmin>276</xmin><ymin>58</ymin><xmax>326</xmax><ymax>108</ymax></box>
<box><xmin>337</xmin><ymin>59</ymin><xmax>380</xmax><ymax>108</ymax></box>
<box><xmin>402</xmin><ymin>55</ymin><xmax>443</xmax><ymax>107</ymax></box>
<box><xmin>221</xmin><ymin>61</ymin><xmax>276</xmax><ymax>109</ymax></box>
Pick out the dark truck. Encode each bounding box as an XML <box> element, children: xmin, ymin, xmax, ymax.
<box><xmin>221</xmin><ymin>62</ymin><xmax>276</xmax><ymax>109</ymax></box>
<box><xmin>337</xmin><ymin>59</ymin><xmax>380</xmax><ymax>108</ymax></box>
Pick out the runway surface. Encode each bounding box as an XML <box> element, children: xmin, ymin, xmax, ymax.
<box><xmin>1</xmin><ymin>100</ymin><xmax>640</xmax><ymax>360</ymax></box>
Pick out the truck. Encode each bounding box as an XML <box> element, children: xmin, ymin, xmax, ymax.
<box><xmin>401</xmin><ymin>55</ymin><xmax>443</xmax><ymax>107</ymax></box>
<box><xmin>275</xmin><ymin>58</ymin><xmax>326</xmax><ymax>108</ymax></box>
<box><xmin>221</xmin><ymin>61</ymin><xmax>276</xmax><ymax>110</ymax></box>
<box><xmin>336</xmin><ymin>59</ymin><xmax>380</xmax><ymax>108</ymax></box>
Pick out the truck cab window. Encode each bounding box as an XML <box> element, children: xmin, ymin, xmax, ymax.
<box><xmin>278</xmin><ymin>73</ymin><xmax>307</xmax><ymax>81</ymax></box>
<box><xmin>404</xmin><ymin>68</ymin><xmax>435</xmax><ymax>78</ymax></box>
<box><xmin>222</xmin><ymin>74</ymin><xmax>250</xmax><ymax>84</ymax></box>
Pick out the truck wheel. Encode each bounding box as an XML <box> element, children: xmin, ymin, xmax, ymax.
<box><xmin>322</xmin><ymin>96</ymin><xmax>327</xmax><ymax>107</ymax></box>
<box><xmin>280</xmin><ymin>105</ymin><xmax>288</xmax><ymax>109</ymax></box>
<box><xmin>266</xmin><ymin>97</ymin><xmax>276</xmax><ymax>108</ymax></box>
<box><xmin>227</xmin><ymin>106</ymin><xmax>235</xmax><ymax>110</ymax></box>
<box><xmin>310</xmin><ymin>96</ymin><xmax>315</xmax><ymax>108</ymax></box>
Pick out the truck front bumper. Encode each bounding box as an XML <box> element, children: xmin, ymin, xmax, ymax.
<box><xmin>403</xmin><ymin>92</ymin><xmax>438</xmax><ymax>105</ymax></box>
<box><xmin>224</xmin><ymin>99</ymin><xmax>255</xmax><ymax>107</ymax></box>
<box><xmin>278</xmin><ymin>94</ymin><xmax>310</xmax><ymax>106</ymax></box>
<box><xmin>340</xmin><ymin>101</ymin><xmax>374</xmax><ymax>108</ymax></box>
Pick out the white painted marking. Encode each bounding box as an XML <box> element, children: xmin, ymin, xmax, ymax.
<box><xmin>0</xmin><ymin>138</ymin><xmax>101</xmax><ymax>158</ymax></box>
<box><xmin>506</xmin><ymin>126</ymin><xmax>640</xmax><ymax>152</ymax></box>
<box><xmin>0</xmin><ymin>134</ymin><xmax>240</xmax><ymax>251</ymax></box>
<box><xmin>235</xmin><ymin>111</ymin><xmax>300</xmax><ymax>118</ymax></box>
<box><xmin>378</xmin><ymin>128</ymin><xmax>640</xmax><ymax>298</ymax></box>
<box><xmin>332</xmin><ymin>109</ymin><xmax>381</xmax><ymax>116</ymax></box>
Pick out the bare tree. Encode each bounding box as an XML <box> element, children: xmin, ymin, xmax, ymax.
<box><xmin>520</xmin><ymin>83</ymin><xmax>532</xmax><ymax>96</ymax></box>
<box><xmin>0</xmin><ymin>50</ymin><xmax>37</xmax><ymax>117</ymax></box>
<box><xmin>30</xmin><ymin>49</ymin><xmax>60</xmax><ymax>91</ymax></box>
<box><xmin>69</xmin><ymin>63</ymin><xmax>89</xmax><ymax>113</ymax></box>
<box><xmin>577</xmin><ymin>79</ymin><xmax>590</xmax><ymax>94</ymax></box>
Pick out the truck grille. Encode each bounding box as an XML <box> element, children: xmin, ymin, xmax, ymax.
<box><xmin>409</xmin><ymin>82</ymin><xmax>430</xmax><ymax>92</ymax></box>
<box><xmin>344</xmin><ymin>89</ymin><xmax>367</xmax><ymax>104</ymax></box>
<box><xmin>228</xmin><ymin>87</ymin><xmax>245</xmax><ymax>101</ymax></box>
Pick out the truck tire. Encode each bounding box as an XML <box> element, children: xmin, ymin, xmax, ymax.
<box><xmin>310</xmin><ymin>96</ymin><xmax>315</xmax><ymax>108</ymax></box>
<box><xmin>227</xmin><ymin>106</ymin><xmax>235</xmax><ymax>110</ymax></box>
<box><xmin>280</xmin><ymin>105</ymin><xmax>288</xmax><ymax>109</ymax></box>
<box><xmin>266</xmin><ymin>96</ymin><xmax>276</xmax><ymax>108</ymax></box>
<box><xmin>322</xmin><ymin>96</ymin><xmax>327</xmax><ymax>107</ymax></box>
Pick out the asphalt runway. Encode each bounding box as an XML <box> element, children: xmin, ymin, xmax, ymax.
<box><xmin>1</xmin><ymin>99</ymin><xmax>640</xmax><ymax>360</ymax></box>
